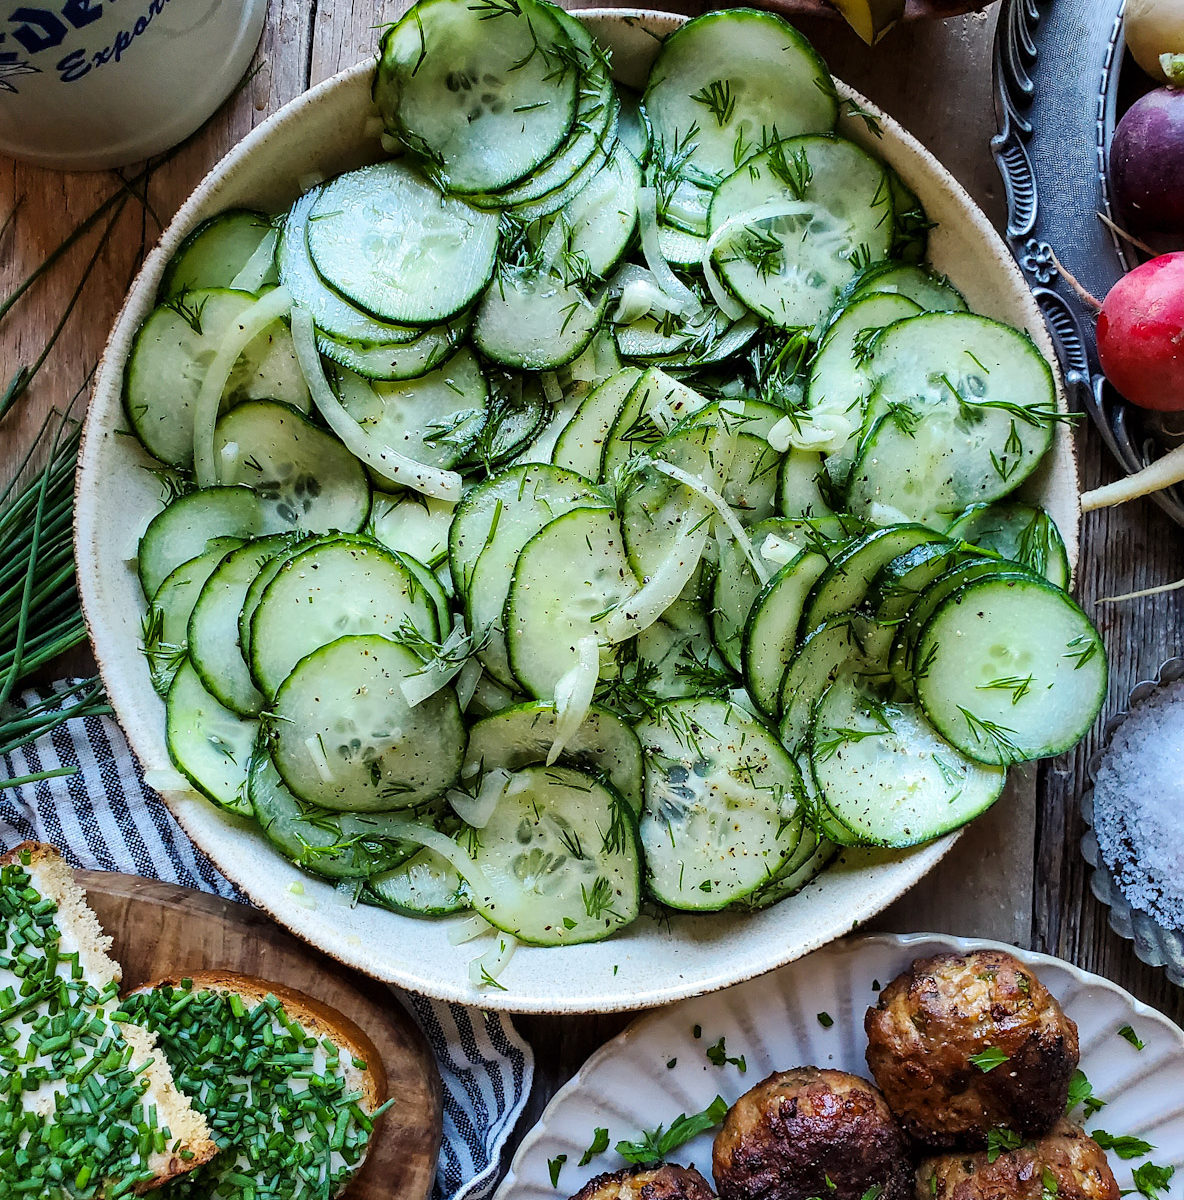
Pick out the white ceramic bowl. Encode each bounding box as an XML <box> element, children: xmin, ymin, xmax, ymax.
<box><xmin>76</xmin><ymin>10</ymin><xmax>1080</xmax><ymax>1014</ymax></box>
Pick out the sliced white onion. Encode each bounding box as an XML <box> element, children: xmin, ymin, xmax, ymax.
<box><xmin>549</xmin><ymin>635</ymin><xmax>599</xmax><ymax>763</ymax></box>
<box><xmin>229</xmin><ymin>228</ymin><xmax>279</xmax><ymax>293</ymax></box>
<box><xmin>649</xmin><ymin>457</ymin><xmax>770</xmax><ymax>586</ymax></box>
<box><xmin>540</xmin><ymin>371</ymin><xmax>563</xmax><ymax>405</ymax></box>
<box><xmin>380</xmin><ymin>821</ymin><xmax>492</xmax><ymax>893</ymax></box>
<box><xmin>637</xmin><ymin>186</ymin><xmax>703</xmax><ymax>319</ymax></box>
<box><xmin>291</xmin><ymin>305</ymin><xmax>462</xmax><ymax>500</ymax></box>
<box><xmin>469</xmin><ymin>932</ymin><xmax>518</xmax><ymax>987</ymax></box>
<box><xmin>193</xmin><ymin>285</ymin><xmax>293</xmax><ymax>488</ymax></box>
<box><xmin>702</xmin><ymin>198</ymin><xmax>816</xmax><ymax>323</ymax></box>
<box><xmin>455</xmin><ymin>657</ymin><xmax>482</xmax><ymax>711</ymax></box>
<box><xmin>768</xmin><ymin>410</ymin><xmax>855</xmax><ymax>454</ymax></box>
<box><xmin>449</xmin><ymin>913</ymin><xmax>495</xmax><ymax>945</ymax></box>
<box><xmin>760</xmin><ymin>532</ymin><xmax>802</xmax><ymax>566</ymax></box>
<box><xmin>304</xmin><ymin>735</ymin><xmax>336</xmax><ymax>784</ymax></box>
<box><xmin>447</xmin><ymin>767</ymin><xmax>512</xmax><ymax>829</ymax></box>
<box><xmin>143</xmin><ymin>767</ymin><xmax>193</xmax><ymax>795</ymax></box>
<box><xmin>399</xmin><ymin>620</ymin><xmax>471</xmax><ymax>707</ymax></box>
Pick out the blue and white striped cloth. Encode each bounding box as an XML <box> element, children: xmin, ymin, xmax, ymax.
<box><xmin>0</xmin><ymin>682</ymin><xmax>533</xmax><ymax>1200</ymax></box>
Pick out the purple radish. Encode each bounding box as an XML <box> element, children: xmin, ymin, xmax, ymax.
<box><xmin>1109</xmin><ymin>64</ymin><xmax>1184</xmax><ymax>234</ymax></box>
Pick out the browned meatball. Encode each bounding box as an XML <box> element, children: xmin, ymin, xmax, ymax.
<box><xmin>712</xmin><ymin>1067</ymin><xmax>912</xmax><ymax>1200</ymax></box>
<box><xmin>916</xmin><ymin>1121</ymin><xmax>1120</xmax><ymax>1200</ymax></box>
<box><xmin>570</xmin><ymin>1165</ymin><xmax>717</xmax><ymax>1200</ymax></box>
<box><xmin>865</xmin><ymin>951</ymin><xmax>1080</xmax><ymax>1147</ymax></box>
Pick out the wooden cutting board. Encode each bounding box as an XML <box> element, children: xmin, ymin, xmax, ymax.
<box><xmin>77</xmin><ymin>870</ymin><xmax>443</xmax><ymax>1200</ymax></box>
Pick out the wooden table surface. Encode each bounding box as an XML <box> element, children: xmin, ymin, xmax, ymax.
<box><xmin>3</xmin><ymin>0</ymin><xmax>1182</xmax><ymax>1178</ymax></box>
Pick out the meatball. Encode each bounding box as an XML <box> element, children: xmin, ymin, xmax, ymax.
<box><xmin>570</xmin><ymin>1165</ymin><xmax>717</xmax><ymax>1200</ymax></box>
<box><xmin>712</xmin><ymin>1066</ymin><xmax>912</xmax><ymax>1200</ymax></box>
<box><xmin>916</xmin><ymin>1121</ymin><xmax>1120</xmax><ymax>1200</ymax></box>
<box><xmin>865</xmin><ymin>951</ymin><xmax>1079</xmax><ymax>1147</ymax></box>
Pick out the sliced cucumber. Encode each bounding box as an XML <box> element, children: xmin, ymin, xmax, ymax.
<box><xmin>306</xmin><ymin>162</ymin><xmax>498</xmax><ymax>324</ymax></box>
<box><xmin>636</xmin><ymin>698</ymin><xmax>803</xmax><ymax>909</ymax></box>
<box><xmin>465</xmin><ymin>764</ymin><xmax>641</xmax><ymax>945</ymax></box>
<box><xmin>213</xmin><ymin>399</ymin><xmax>371</xmax><ymax>535</ymax></box>
<box><xmin>462</xmin><ymin>464</ymin><xmax>606</xmax><ymax>686</ymax></box>
<box><xmin>506</xmin><ymin>506</ymin><xmax>638</xmax><ymax>698</ymax></box>
<box><xmin>743</xmin><ymin>550</ymin><xmax>831</xmax><ymax>716</ymax></box>
<box><xmin>368</xmin><ymin>493</ymin><xmax>455</xmax><ymax>567</ymax></box>
<box><xmin>188</xmin><ymin>536</ymin><xmax>291</xmax><ymax>716</ymax></box>
<box><xmin>250</xmin><ymin>536</ymin><xmax>441</xmax><ymax>698</ymax></box>
<box><xmin>913</xmin><ymin>574</ymin><xmax>1106</xmax><ymax>764</ymax></box>
<box><xmin>318</xmin><ymin>319</ymin><xmax>467</xmax><ymax>383</ymax></box>
<box><xmin>159</xmin><ymin>210</ymin><xmax>276</xmax><ymax>299</ymax></box>
<box><xmin>271</xmin><ymin>634</ymin><xmax>465</xmax><ymax>811</ymax></box>
<box><xmin>374</xmin><ymin>0</ymin><xmax>579</xmax><ymax>194</ymax></box>
<box><xmin>777</xmin><ymin>449</ymin><xmax>836</xmax><ymax>520</ymax></box>
<box><xmin>461</xmin><ymin>701</ymin><xmax>644</xmax><ymax>812</ymax></box>
<box><xmin>617</xmin><ymin>87</ymin><xmax>651</xmax><ymax>165</ymax></box>
<box><xmin>853</xmin><ymin>262</ymin><xmax>966</xmax><ymax>312</ymax></box>
<box><xmin>708</xmin><ymin>136</ymin><xmax>892</xmax><ymax>332</ymax></box>
<box><xmin>551</xmin><ymin>367</ymin><xmax>641</xmax><ymax>477</ymax></box>
<box><xmin>138</xmin><ymin>486</ymin><xmax>262</xmax><ymax>599</ymax></box>
<box><xmin>643</xmin><ymin>10</ymin><xmax>836</xmax><ymax>183</ymax></box>
<box><xmin>778</xmin><ymin>615</ymin><xmax>861</xmax><ymax>753</ymax></box>
<box><xmin>366</xmin><ymin>849</ymin><xmax>469</xmax><ymax>916</ymax></box>
<box><xmin>859</xmin><ymin>538</ymin><xmax>961</xmax><ymax>663</ymax></box>
<box><xmin>601</xmin><ymin>368</ymin><xmax>711</xmax><ymax>478</ymax></box>
<box><xmin>809</xmin><ymin>664</ymin><xmax>1006</xmax><ymax>846</ymax></box>
<box><xmin>334</xmin><ymin>348</ymin><xmax>487</xmax><ymax>476</ymax></box>
<box><xmin>735</xmin><ymin>825</ymin><xmax>839</xmax><ymax>911</ymax></box>
<box><xmin>125</xmin><ymin>288</ymin><xmax>310</xmax><ymax>468</ymax></box>
<box><xmin>723</xmin><ymin>432</ymin><xmax>780</xmax><ymax>527</ymax></box>
<box><xmin>249</xmin><ymin>746</ymin><xmax>428</xmax><ymax>879</ymax></box>
<box><xmin>945</xmin><ymin>501</ymin><xmax>1070</xmax><ymax>588</ymax></box>
<box><xmin>166</xmin><ymin>659</ymin><xmax>257</xmax><ymax>816</ymax></box>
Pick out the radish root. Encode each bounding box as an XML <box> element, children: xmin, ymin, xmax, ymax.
<box><xmin>1081</xmin><ymin>440</ymin><xmax>1184</xmax><ymax>511</ymax></box>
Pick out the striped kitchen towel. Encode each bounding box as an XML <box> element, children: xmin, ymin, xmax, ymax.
<box><xmin>0</xmin><ymin>681</ymin><xmax>534</xmax><ymax>1200</ymax></box>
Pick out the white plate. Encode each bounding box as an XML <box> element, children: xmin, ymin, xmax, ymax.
<box><xmin>499</xmin><ymin>933</ymin><xmax>1184</xmax><ymax>1200</ymax></box>
<box><xmin>76</xmin><ymin>12</ymin><xmax>1080</xmax><ymax>1013</ymax></box>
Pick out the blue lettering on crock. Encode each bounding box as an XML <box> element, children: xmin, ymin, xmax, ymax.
<box><xmin>49</xmin><ymin>0</ymin><xmax>172</xmax><ymax>83</ymax></box>
<box><xmin>62</xmin><ymin>1</ymin><xmax>104</xmax><ymax>30</ymax></box>
<box><xmin>9</xmin><ymin>8</ymin><xmax>69</xmax><ymax>54</ymax></box>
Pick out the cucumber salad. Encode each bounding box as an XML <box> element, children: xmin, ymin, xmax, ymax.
<box><xmin>123</xmin><ymin>0</ymin><xmax>1107</xmax><ymax>970</ymax></box>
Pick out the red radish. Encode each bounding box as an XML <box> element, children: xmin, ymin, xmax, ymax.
<box><xmin>1095</xmin><ymin>251</ymin><xmax>1184</xmax><ymax>411</ymax></box>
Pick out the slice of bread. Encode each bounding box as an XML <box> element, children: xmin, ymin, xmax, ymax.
<box><xmin>0</xmin><ymin>842</ymin><xmax>217</xmax><ymax>1194</ymax></box>
<box><xmin>122</xmin><ymin>970</ymin><xmax>390</xmax><ymax>1198</ymax></box>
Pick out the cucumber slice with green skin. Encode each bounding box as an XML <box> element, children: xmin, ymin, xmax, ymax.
<box><xmin>368</xmin><ymin>493</ymin><xmax>455</xmax><ymax>567</ymax></box>
<box><xmin>656</xmin><ymin>223</ymin><xmax>708</xmax><ymax>268</ymax></box>
<box><xmin>801</xmin><ymin>523</ymin><xmax>943</xmax><ymax>637</ymax></box>
<box><xmin>505</xmin><ymin>135</ymin><xmax>616</xmax><ymax>223</ymax></box>
<box><xmin>551</xmin><ymin>367</ymin><xmax>641</xmax><ymax>476</ymax></box>
<box><xmin>506</xmin><ymin>506</ymin><xmax>639</xmax><ymax>699</ymax></box>
<box><xmin>334</xmin><ymin>348</ymin><xmax>487</xmax><ymax>476</ymax></box>
<box><xmin>887</xmin><ymin>169</ymin><xmax>929</xmax><ymax>264</ymax></box>
<box><xmin>708</xmin><ymin>135</ymin><xmax>893</xmax><ymax>332</ymax></box>
<box><xmin>473</xmin><ymin>267</ymin><xmax>607</xmax><ymax>371</ymax></box>
<box><xmin>374</xmin><ymin>0</ymin><xmax>579</xmax><ymax>194</ymax></box>
<box><xmin>158</xmin><ymin>210</ymin><xmax>275</xmax><ymax>300</ymax></box>
<box><xmin>366</xmin><ymin>848</ymin><xmax>470</xmax><ymax>916</ymax></box>
<box><xmin>809</xmin><ymin>665</ymin><xmax>1006</xmax><ymax>846</ymax></box>
<box><xmin>743</xmin><ymin>550</ymin><xmax>831</xmax><ymax>717</ymax></box>
<box><xmin>460</xmin><ymin>701</ymin><xmax>644</xmax><ymax>812</ymax></box>
<box><xmin>465</xmin><ymin>764</ymin><xmax>642</xmax><ymax>946</ymax></box>
<box><xmin>643</xmin><ymin>9</ymin><xmax>837</xmax><ymax>184</ymax></box>
<box><xmin>659</xmin><ymin>176</ymin><xmax>712</xmax><ymax>237</ymax></box>
<box><xmin>394</xmin><ymin>550</ymin><xmax>451</xmax><ymax>634</ymax></box>
<box><xmin>711</xmin><ymin>516</ymin><xmax>844</xmax><ymax>673</ymax></box>
<box><xmin>306</xmin><ymin>162</ymin><xmax>499</xmax><ymax>325</ymax></box>
<box><xmin>143</xmin><ymin>537</ymin><xmax>244</xmax><ymax>697</ymax></box>
<box><xmin>723</xmin><ymin>432</ymin><xmax>780</xmax><ymax>528</ymax></box>
<box><xmin>166</xmin><ymin>659</ymin><xmax>257</xmax><ymax>816</ymax></box>
<box><xmin>601</xmin><ymin>368</ymin><xmax>711</xmax><ymax>479</ymax></box>
<box><xmin>237</xmin><ymin>534</ymin><xmax>326</xmax><ymax>665</ymax></box>
<box><xmin>777</xmin><ymin>449</ymin><xmax>836</xmax><ymax>520</ymax></box>
<box><xmin>458</xmin><ymin>380</ymin><xmax>552</xmax><ymax>475</ymax></box>
<box><xmin>125</xmin><ymin>288</ymin><xmax>311</xmax><ymax>468</ymax></box>
<box><xmin>188</xmin><ymin>536</ymin><xmax>291</xmax><ymax>717</ymax></box>
<box><xmin>462</xmin><ymin>464</ymin><xmax>606</xmax><ymax>687</ymax></box>
<box><xmin>846</xmin><ymin>312</ymin><xmax>1059</xmax><ymax>527</ymax></box>
<box><xmin>248</xmin><ymin>746</ymin><xmax>425</xmax><ymax>879</ymax></box>
<box><xmin>734</xmin><ymin>826</ymin><xmax>839</xmax><ymax>911</ymax></box>
<box><xmin>912</xmin><ymin>574</ymin><xmax>1107</xmax><ymax>765</ymax></box>
<box><xmin>249</xmin><ymin>535</ymin><xmax>442</xmax><ymax>699</ymax></box>
<box><xmin>617</xmin><ymin>87</ymin><xmax>651</xmax><ymax>166</ymax></box>
<box><xmin>859</xmin><ymin>538</ymin><xmax>961</xmax><ymax>663</ymax></box>
<box><xmin>853</xmin><ymin>262</ymin><xmax>966</xmax><ymax>312</ymax></box>
<box><xmin>277</xmin><ymin>190</ymin><xmax>423</xmax><ymax>346</ymax></box>
<box><xmin>271</xmin><ymin>633</ymin><xmax>465</xmax><ymax>811</ymax></box>
<box><xmin>138</xmin><ymin>485</ymin><xmax>262</xmax><ymax>599</ymax></box>
<box><xmin>317</xmin><ymin>318</ymin><xmax>468</xmax><ymax>383</ymax></box>
<box><xmin>213</xmin><ymin>399</ymin><xmax>371</xmax><ymax>536</ymax></box>
<box><xmin>633</xmin><ymin>609</ymin><xmax>732</xmax><ymax>705</ymax></box>
<box><xmin>778</xmin><ymin>615</ymin><xmax>861</xmax><ymax>753</ymax></box>
<box><xmin>887</xmin><ymin>557</ymin><xmax>1021</xmax><ymax>694</ymax></box>
<box><xmin>636</xmin><ymin>697</ymin><xmax>804</xmax><ymax>910</ymax></box>
<box><xmin>945</xmin><ymin>502</ymin><xmax>1070</xmax><ymax>589</ymax></box>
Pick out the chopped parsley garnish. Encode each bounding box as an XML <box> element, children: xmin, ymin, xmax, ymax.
<box><xmin>817</xmin><ymin>1011</ymin><xmax>835</xmax><ymax>1028</ymax></box>
<box><xmin>1065</xmin><ymin>1069</ymin><xmax>1106</xmax><ymax>1116</ymax></box>
<box><xmin>579</xmin><ymin>1128</ymin><xmax>610</xmax><ymax>1167</ymax></box>
<box><xmin>1090</xmin><ymin>1131</ymin><xmax>1154</xmax><ymax>1160</ymax></box>
<box><xmin>666</xmin><ymin>1057</ymin><xmax>677</xmax><ymax>1069</ymax></box>
<box><xmin>1130</xmin><ymin>1163</ymin><xmax>1175</xmax><ymax>1200</ymax></box>
<box><xmin>1041</xmin><ymin>1167</ymin><xmax>1059</xmax><ymax>1200</ymax></box>
<box><xmin>548</xmin><ymin>1155</ymin><xmax>568</xmax><ymax>1188</ymax></box>
<box><xmin>986</xmin><ymin>1127</ymin><xmax>1024</xmax><ymax>1163</ymax></box>
<box><xmin>969</xmin><ymin>1046</ymin><xmax>1009</xmax><ymax>1073</ymax></box>
<box><xmin>705</xmin><ymin>1036</ymin><xmax>746</xmax><ymax>1072</ymax></box>
<box><xmin>615</xmin><ymin>1095</ymin><xmax>729</xmax><ymax>1165</ymax></box>
<box><xmin>1118</xmin><ymin>1024</ymin><xmax>1146</xmax><ymax>1051</ymax></box>
<box><xmin>692</xmin><ymin>1024</ymin><xmax>702</xmax><ymax>1039</ymax></box>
